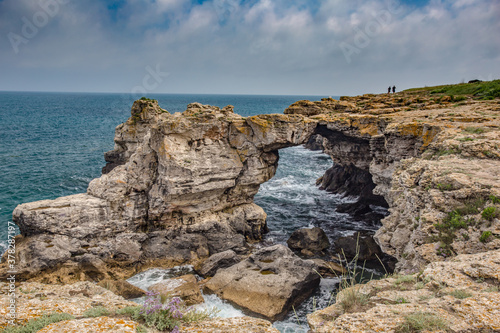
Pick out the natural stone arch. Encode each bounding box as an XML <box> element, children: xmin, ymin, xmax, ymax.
<box><xmin>2</xmin><ymin>99</ymin><xmax>440</xmax><ymax>282</ymax></box>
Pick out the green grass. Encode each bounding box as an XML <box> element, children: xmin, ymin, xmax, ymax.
<box><xmin>448</xmin><ymin>289</ymin><xmax>473</xmax><ymax>299</ymax></box>
<box><xmin>395</xmin><ymin>312</ymin><xmax>449</xmax><ymax>333</ymax></box>
<box><xmin>2</xmin><ymin>313</ymin><xmax>74</xmax><ymax>333</ymax></box>
<box><xmin>464</xmin><ymin>127</ymin><xmax>485</xmax><ymax>134</ymax></box>
<box><xmin>394</xmin><ymin>275</ymin><xmax>416</xmax><ymax>285</ymax></box>
<box><xmin>490</xmin><ymin>195</ymin><xmax>500</xmax><ymax>204</ymax></box>
<box><xmin>82</xmin><ymin>306</ymin><xmax>111</xmax><ymax>318</ymax></box>
<box><xmin>404</xmin><ymin>80</ymin><xmax>500</xmax><ymax>100</ymax></box>
<box><xmin>139</xmin><ymin>97</ymin><xmax>158</xmax><ymax>103</ymax></box>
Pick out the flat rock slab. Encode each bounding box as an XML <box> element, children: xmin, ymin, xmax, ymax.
<box><xmin>37</xmin><ymin>317</ymin><xmax>139</xmax><ymax>333</ymax></box>
<box><xmin>180</xmin><ymin>317</ymin><xmax>280</xmax><ymax>332</ymax></box>
<box><xmin>148</xmin><ymin>274</ymin><xmax>204</xmax><ymax>305</ymax></box>
<box><xmin>204</xmin><ymin>244</ymin><xmax>320</xmax><ymax>321</ymax></box>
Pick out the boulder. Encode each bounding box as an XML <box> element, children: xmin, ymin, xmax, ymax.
<box><xmin>196</xmin><ymin>250</ymin><xmax>240</xmax><ymax>277</ymax></box>
<box><xmin>287</xmin><ymin>227</ymin><xmax>330</xmax><ymax>256</ymax></box>
<box><xmin>97</xmin><ymin>279</ymin><xmax>146</xmax><ymax>299</ymax></box>
<box><xmin>204</xmin><ymin>244</ymin><xmax>320</xmax><ymax>321</ymax></box>
<box><xmin>148</xmin><ymin>274</ymin><xmax>204</xmax><ymax>305</ymax></box>
<box><xmin>334</xmin><ymin>232</ymin><xmax>382</xmax><ymax>262</ymax></box>
<box><xmin>310</xmin><ymin>258</ymin><xmax>345</xmax><ymax>276</ymax></box>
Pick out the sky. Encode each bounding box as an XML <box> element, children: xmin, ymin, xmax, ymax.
<box><xmin>0</xmin><ymin>0</ymin><xmax>499</xmax><ymax>96</ymax></box>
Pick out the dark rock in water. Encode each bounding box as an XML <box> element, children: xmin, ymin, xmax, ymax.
<box><xmin>287</xmin><ymin>227</ymin><xmax>330</xmax><ymax>256</ymax></box>
<box><xmin>148</xmin><ymin>274</ymin><xmax>204</xmax><ymax>305</ymax></box>
<box><xmin>97</xmin><ymin>279</ymin><xmax>146</xmax><ymax>299</ymax></box>
<box><xmin>334</xmin><ymin>232</ymin><xmax>382</xmax><ymax>262</ymax></box>
<box><xmin>196</xmin><ymin>250</ymin><xmax>240</xmax><ymax>277</ymax></box>
<box><xmin>318</xmin><ymin>164</ymin><xmax>388</xmax><ymax>208</ymax></box>
<box><xmin>304</xmin><ymin>134</ymin><xmax>324</xmax><ymax>151</ymax></box>
<box><xmin>204</xmin><ymin>244</ymin><xmax>320</xmax><ymax>321</ymax></box>
<box><xmin>336</xmin><ymin>202</ymin><xmax>386</xmax><ymax>225</ymax></box>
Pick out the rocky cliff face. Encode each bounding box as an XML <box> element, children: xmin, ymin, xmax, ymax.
<box><xmin>3</xmin><ymin>93</ymin><xmax>500</xmax><ymax>282</ymax></box>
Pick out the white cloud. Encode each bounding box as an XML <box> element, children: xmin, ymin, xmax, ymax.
<box><xmin>0</xmin><ymin>0</ymin><xmax>498</xmax><ymax>95</ymax></box>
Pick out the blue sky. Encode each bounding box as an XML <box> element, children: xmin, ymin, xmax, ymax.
<box><xmin>0</xmin><ymin>0</ymin><xmax>499</xmax><ymax>95</ymax></box>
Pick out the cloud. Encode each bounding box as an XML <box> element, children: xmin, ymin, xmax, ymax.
<box><xmin>0</xmin><ymin>0</ymin><xmax>499</xmax><ymax>95</ymax></box>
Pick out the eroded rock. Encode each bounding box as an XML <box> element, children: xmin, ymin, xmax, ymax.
<box><xmin>204</xmin><ymin>244</ymin><xmax>320</xmax><ymax>321</ymax></box>
<box><xmin>148</xmin><ymin>274</ymin><xmax>204</xmax><ymax>306</ymax></box>
<box><xmin>287</xmin><ymin>227</ymin><xmax>330</xmax><ymax>256</ymax></box>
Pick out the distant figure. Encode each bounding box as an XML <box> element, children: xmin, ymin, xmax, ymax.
<box><xmin>388</xmin><ymin>86</ymin><xmax>391</xmax><ymax>94</ymax></box>
<box><xmin>392</xmin><ymin>85</ymin><xmax>396</xmax><ymax>93</ymax></box>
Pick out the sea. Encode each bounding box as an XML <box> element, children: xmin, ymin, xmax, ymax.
<box><xmin>0</xmin><ymin>91</ymin><xmax>383</xmax><ymax>332</ymax></box>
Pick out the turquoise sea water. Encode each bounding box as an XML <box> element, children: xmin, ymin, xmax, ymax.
<box><xmin>0</xmin><ymin>91</ymin><xmax>329</xmax><ymax>253</ymax></box>
<box><xmin>0</xmin><ymin>91</ymin><xmax>383</xmax><ymax>332</ymax></box>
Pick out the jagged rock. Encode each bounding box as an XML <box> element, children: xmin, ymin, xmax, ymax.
<box><xmin>204</xmin><ymin>244</ymin><xmax>320</xmax><ymax>321</ymax></box>
<box><xmin>307</xmin><ymin>250</ymin><xmax>500</xmax><ymax>333</ymax></box>
<box><xmin>285</xmin><ymin>98</ymin><xmax>358</xmax><ymax>116</ymax></box>
<box><xmin>304</xmin><ymin>134</ymin><xmax>325</xmax><ymax>151</ymax></box>
<box><xmin>3</xmin><ymin>91</ymin><xmax>500</xmax><ymax>282</ymax></box>
<box><xmin>334</xmin><ymin>232</ymin><xmax>383</xmax><ymax>262</ymax></box>
<box><xmin>196</xmin><ymin>250</ymin><xmax>240</xmax><ymax>277</ymax></box>
<box><xmin>287</xmin><ymin>227</ymin><xmax>330</xmax><ymax>256</ymax></box>
<box><xmin>97</xmin><ymin>279</ymin><xmax>146</xmax><ymax>299</ymax></box>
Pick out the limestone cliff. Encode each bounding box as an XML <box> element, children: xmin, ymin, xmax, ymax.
<box><xmin>2</xmin><ymin>88</ymin><xmax>500</xmax><ymax>282</ymax></box>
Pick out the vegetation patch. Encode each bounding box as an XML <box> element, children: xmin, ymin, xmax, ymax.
<box><xmin>479</xmin><ymin>231</ymin><xmax>493</xmax><ymax>243</ymax></box>
<box><xmin>448</xmin><ymin>289</ymin><xmax>473</xmax><ymax>299</ymax></box>
<box><xmin>404</xmin><ymin>80</ymin><xmax>500</xmax><ymax>100</ymax></box>
<box><xmin>433</xmin><ymin>210</ymin><xmax>472</xmax><ymax>257</ymax></box>
<box><xmin>82</xmin><ymin>306</ymin><xmax>110</xmax><ymax>318</ymax></box>
<box><xmin>481</xmin><ymin>207</ymin><xmax>498</xmax><ymax>221</ymax></box>
<box><xmin>464</xmin><ymin>127</ymin><xmax>485</xmax><ymax>134</ymax></box>
<box><xmin>2</xmin><ymin>313</ymin><xmax>75</xmax><ymax>333</ymax></box>
<box><xmin>395</xmin><ymin>312</ymin><xmax>449</xmax><ymax>333</ymax></box>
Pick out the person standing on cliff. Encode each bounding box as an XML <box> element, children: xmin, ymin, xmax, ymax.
<box><xmin>388</xmin><ymin>86</ymin><xmax>391</xmax><ymax>94</ymax></box>
<box><xmin>392</xmin><ymin>85</ymin><xmax>396</xmax><ymax>93</ymax></box>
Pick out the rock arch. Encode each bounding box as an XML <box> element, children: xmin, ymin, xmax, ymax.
<box><xmin>2</xmin><ymin>99</ymin><xmax>439</xmax><ymax>282</ymax></box>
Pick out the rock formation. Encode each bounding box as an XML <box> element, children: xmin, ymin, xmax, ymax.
<box><xmin>307</xmin><ymin>249</ymin><xmax>500</xmax><ymax>332</ymax></box>
<box><xmin>2</xmin><ymin>88</ymin><xmax>500</xmax><ymax>283</ymax></box>
<box><xmin>286</xmin><ymin>227</ymin><xmax>330</xmax><ymax>256</ymax></box>
<box><xmin>204</xmin><ymin>245</ymin><xmax>320</xmax><ymax>321</ymax></box>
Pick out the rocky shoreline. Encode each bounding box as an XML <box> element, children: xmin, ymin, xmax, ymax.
<box><xmin>1</xmin><ymin>83</ymin><xmax>500</xmax><ymax>332</ymax></box>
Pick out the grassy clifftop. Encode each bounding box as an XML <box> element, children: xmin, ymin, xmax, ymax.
<box><xmin>404</xmin><ymin>79</ymin><xmax>500</xmax><ymax>100</ymax></box>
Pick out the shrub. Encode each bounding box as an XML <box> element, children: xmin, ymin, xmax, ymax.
<box><xmin>482</xmin><ymin>207</ymin><xmax>498</xmax><ymax>221</ymax></box>
<box><xmin>2</xmin><ymin>313</ymin><xmax>74</xmax><ymax>333</ymax></box>
<box><xmin>490</xmin><ymin>195</ymin><xmax>500</xmax><ymax>204</ymax></box>
<box><xmin>479</xmin><ymin>231</ymin><xmax>492</xmax><ymax>243</ymax></box>
<box><xmin>395</xmin><ymin>312</ymin><xmax>449</xmax><ymax>333</ymax></box>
